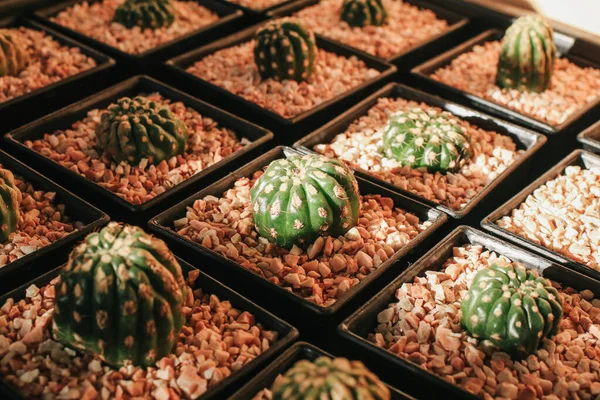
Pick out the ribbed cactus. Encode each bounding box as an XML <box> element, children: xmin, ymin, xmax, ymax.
<box><xmin>461</xmin><ymin>263</ymin><xmax>563</xmax><ymax>358</ymax></box>
<box><xmin>0</xmin><ymin>168</ymin><xmax>21</xmax><ymax>243</ymax></box>
<box><xmin>271</xmin><ymin>356</ymin><xmax>390</xmax><ymax>400</ymax></box>
<box><xmin>341</xmin><ymin>0</ymin><xmax>387</xmax><ymax>28</ymax></box>
<box><xmin>496</xmin><ymin>15</ymin><xmax>556</xmax><ymax>93</ymax></box>
<box><xmin>52</xmin><ymin>223</ymin><xmax>187</xmax><ymax>367</ymax></box>
<box><xmin>95</xmin><ymin>96</ymin><xmax>189</xmax><ymax>165</ymax></box>
<box><xmin>0</xmin><ymin>29</ymin><xmax>30</xmax><ymax>77</ymax></box>
<box><xmin>254</xmin><ymin>18</ymin><xmax>317</xmax><ymax>82</ymax></box>
<box><xmin>382</xmin><ymin>108</ymin><xmax>471</xmax><ymax>173</ymax></box>
<box><xmin>113</xmin><ymin>0</ymin><xmax>176</xmax><ymax>30</ymax></box>
<box><xmin>250</xmin><ymin>154</ymin><xmax>361</xmax><ymax>249</ymax></box>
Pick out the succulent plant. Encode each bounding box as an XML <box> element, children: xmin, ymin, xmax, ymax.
<box><xmin>113</xmin><ymin>0</ymin><xmax>176</xmax><ymax>30</ymax></box>
<box><xmin>271</xmin><ymin>356</ymin><xmax>390</xmax><ymax>400</ymax></box>
<box><xmin>52</xmin><ymin>222</ymin><xmax>187</xmax><ymax>367</ymax></box>
<box><xmin>496</xmin><ymin>15</ymin><xmax>556</xmax><ymax>93</ymax></box>
<box><xmin>0</xmin><ymin>29</ymin><xmax>30</xmax><ymax>77</ymax></box>
<box><xmin>340</xmin><ymin>0</ymin><xmax>387</xmax><ymax>28</ymax></box>
<box><xmin>382</xmin><ymin>108</ymin><xmax>471</xmax><ymax>173</ymax></box>
<box><xmin>461</xmin><ymin>263</ymin><xmax>563</xmax><ymax>358</ymax></box>
<box><xmin>95</xmin><ymin>96</ymin><xmax>188</xmax><ymax>166</ymax></box>
<box><xmin>0</xmin><ymin>168</ymin><xmax>21</xmax><ymax>243</ymax></box>
<box><xmin>254</xmin><ymin>18</ymin><xmax>317</xmax><ymax>82</ymax></box>
<box><xmin>250</xmin><ymin>154</ymin><xmax>361</xmax><ymax>249</ymax></box>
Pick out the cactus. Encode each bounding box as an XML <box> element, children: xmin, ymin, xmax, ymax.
<box><xmin>461</xmin><ymin>263</ymin><xmax>563</xmax><ymax>358</ymax></box>
<box><xmin>271</xmin><ymin>356</ymin><xmax>390</xmax><ymax>400</ymax></box>
<box><xmin>341</xmin><ymin>0</ymin><xmax>387</xmax><ymax>28</ymax></box>
<box><xmin>496</xmin><ymin>15</ymin><xmax>556</xmax><ymax>93</ymax></box>
<box><xmin>0</xmin><ymin>29</ymin><xmax>30</xmax><ymax>77</ymax></box>
<box><xmin>254</xmin><ymin>18</ymin><xmax>317</xmax><ymax>82</ymax></box>
<box><xmin>52</xmin><ymin>222</ymin><xmax>187</xmax><ymax>367</ymax></box>
<box><xmin>382</xmin><ymin>108</ymin><xmax>471</xmax><ymax>173</ymax></box>
<box><xmin>95</xmin><ymin>96</ymin><xmax>188</xmax><ymax>166</ymax></box>
<box><xmin>0</xmin><ymin>168</ymin><xmax>21</xmax><ymax>243</ymax></box>
<box><xmin>113</xmin><ymin>0</ymin><xmax>176</xmax><ymax>30</ymax></box>
<box><xmin>250</xmin><ymin>154</ymin><xmax>361</xmax><ymax>249</ymax></box>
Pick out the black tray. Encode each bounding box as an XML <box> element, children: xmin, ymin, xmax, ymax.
<box><xmin>481</xmin><ymin>149</ymin><xmax>600</xmax><ymax>282</ymax></box>
<box><xmin>339</xmin><ymin>226</ymin><xmax>600</xmax><ymax>400</ymax></box>
<box><xmin>4</xmin><ymin>75</ymin><xmax>273</xmax><ymax>225</ymax></box>
<box><xmin>294</xmin><ymin>83</ymin><xmax>546</xmax><ymax>219</ymax></box>
<box><xmin>577</xmin><ymin>119</ymin><xmax>600</xmax><ymax>154</ymax></box>
<box><xmin>0</xmin><ymin>257</ymin><xmax>299</xmax><ymax>400</ymax></box>
<box><xmin>230</xmin><ymin>342</ymin><xmax>416</xmax><ymax>400</ymax></box>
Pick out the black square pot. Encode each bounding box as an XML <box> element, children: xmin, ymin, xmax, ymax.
<box><xmin>577</xmin><ymin>119</ymin><xmax>600</xmax><ymax>154</ymax></box>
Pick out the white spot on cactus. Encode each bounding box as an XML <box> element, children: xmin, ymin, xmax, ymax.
<box><xmin>470</xmin><ymin>315</ymin><xmax>479</xmax><ymax>324</ymax></box>
<box><xmin>73</xmin><ymin>311</ymin><xmax>81</xmax><ymax>323</ymax></box>
<box><xmin>494</xmin><ymin>309</ymin><xmax>502</xmax><ymax>317</ymax></box>
<box><xmin>334</xmin><ymin>185</ymin><xmax>345</xmax><ymax>198</ymax></box>
<box><xmin>508</xmin><ymin>272</ymin><xmax>516</xmax><ymax>279</ymax></box>
<box><xmin>318</xmin><ymin>207</ymin><xmax>328</xmax><ymax>218</ymax></box>
<box><xmin>280</xmin><ymin>176</ymin><xmax>289</xmax><ymax>182</ymax></box>
<box><xmin>482</xmin><ymin>295</ymin><xmax>490</xmax><ymax>303</ymax></box>
<box><xmin>314</xmin><ymin>171</ymin><xmax>326</xmax><ymax>179</ymax></box>
<box><xmin>146</xmin><ymin>320</ymin><xmax>156</xmax><ymax>334</ymax></box>
<box><xmin>414</xmin><ymin>138</ymin><xmax>425</xmax><ymax>147</ymax></box>
<box><xmin>293</xmin><ymin>219</ymin><xmax>304</xmax><ymax>230</ymax></box>
<box><xmin>491</xmin><ymin>334</ymin><xmax>501</xmax><ymax>340</ymax></box>
<box><xmin>292</xmin><ymin>178</ymin><xmax>301</xmax><ymax>186</ymax></box>
<box><xmin>341</xmin><ymin>206</ymin><xmax>349</xmax><ymax>217</ymax></box>
<box><xmin>96</xmin><ymin>310</ymin><xmax>108</xmax><ymax>329</ymax></box>
<box><xmin>124</xmin><ymin>336</ymin><xmax>135</xmax><ymax>348</ymax></box>
<box><xmin>265</xmin><ymin>184</ymin><xmax>274</xmax><ymax>194</ymax></box>
<box><xmin>269</xmin><ymin>201</ymin><xmax>281</xmax><ymax>217</ymax></box>
<box><xmin>395</xmin><ymin>133</ymin><xmax>406</xmax><ymax>144</ymax></box>
<box><xmin>291</xmin><ymin>193</ymin><xmax>302</xmax><ymax>208</ymax></box>
<box><xmin>334</xmin><ymin>165</ymin><xmax>346</xmax><ymax>175</ymax></box>
<box><xmin>123</xmin><ymin>300</ymin><xmax>136</xmax><ymax>316</ymax></box>
<box><xmin>514</xmin><ymin>299</ymin><xmax>522</xmax><ymax>307</ymax></box>
<box><xmin>320</xmin><ymin>224</ymin><xmax>329</xmax><ymax>231</ymax></box>
<box><xmin>270</xmin><ymin>228</ymin><xmax>277</xmax><ymax>239</ymax></box>
<box><xmin>280</xmin><ymin>183</ymin><xmax>288</xmax><ymax>192</ymax></box>
<box><xmin>307</xmin><ymin>185</ymin><xmax>317</xmax><ymax>196</ymax></box>
<box><xmin>253</xmin><ymin>202</ymin><xmax>259</xmax><ymax>213</ymax></box>
<box><xmin>479</xmin><ymin>282</ymin><xmax>486</xmax><ymax>289</ymax></box>
<box><xmin>532</xmin><ymin>305</ymin><xmax>539</xmax><ymax>312</ymax></box>
<box><xmin>503</xmin><ymin>292</ymin><xmax>511</xmax><ymax>298</ymax></box>
<box><xmin>74</xmin><ymin>284</ymin><xmax>82</xmax><ymax>299</ymax></box>
<box><xmin>516</xmin><ymin>321</ymin><xmax>522</xmax><ymax>328</ymax></box>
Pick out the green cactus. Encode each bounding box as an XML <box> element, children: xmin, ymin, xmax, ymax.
<box><xmin>250</xmin><ymin>154</ymin><xmax>361</xmax><ymax>249</ymax></box>
<box><xmin>52</xmin><ymin>222</ymin><xmax>187</xmax><ymax>368</ymax></box>
<box><xmin>382</xmin><ymin>108</ymin><xmax>471</xmax><ymax>173</ymax></box>
<box><xmin>496</xmin><ymin>15</ymin><xmax>556</xmax><ymax>93</ymax></box>
<box><xmin>271</xmin><ymin>356</ymin><xmax>390</xmax><ymax>400</ymax></box>
<box><xmin>461</xmin><ymin>263</ymin><xmax>563</xmax><ymax>358</ymax></box>
<box><xmin>341</xmin><ymin>0</ymin><xmax>387</xmax><ymax>28</ymax></box>
<box><xmin>113</xmin><ymin>0</ymin><xmax>176</xmax><ymax>30</ymax></box>
<box><xmin>95</xmin><ymin>96</ymin><xmax>189</xmax><ymax>166</ymax></box>
<box><xmin>254</xmin><ymin>18</ymin><xmax>317</xmax><ymax>82</ymax></box>
<box><xmin>0</xmin><ymin>29</ymin><xmax>30</xmax><ymax>77</ymax></box>
<box><xmin>0</xmin><ymin>168</ymin><xmax>21</xmax><ymax>243</ymax></box>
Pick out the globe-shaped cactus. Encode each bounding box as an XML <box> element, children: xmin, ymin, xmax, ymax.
<box><xmin>341</xmin><ymin>0</ymin><xmax>387</xmax><ymax>28</ymax></box>
<box><xmin>0</xmin><ymin>29</ymin><xmax>30</xmax><ymax>77</ymax></box>
<box><xmin>95</xmin><ymin>96</ymin><xmax>189</xmax><ymax>165</ymax></box>
<box><xmin>461</xmin><ymin>263</ymin><xmax>563</xmax><ymax>358</ymax></box>
<box><xmin>0</xmin><ymin>168</ymin><xmax>21</xmax><ymax>243</ymax></box>
<box><xmin>271</xmin><ymin>356</ymin><xmax>390</xmax><ymax>400</ymax></box>
<box><xmin>382</xmin><ymin>108</ymin><xmax>471</xmax><ymax>173</ymax></box>
<box><xmin>53</xmin><ymin>223</ymin><xmax>187</xmax><ymax>367</ymax></box>
<box><xmin>496</xmin><ymin>15</ymin><xmax>556</xmax><ymax>93</ymax></box>
<box><xmin>254</xmin><ymin>18</ymin><xmax>317</xmax><ymax>82</ymax></box>
<box><xmin>113</xmin><ymin>0</ymin><xmax>176</xmax><ymax>30</ymax></box>
<box><xmin>250</xmin><ymin>154</ymin><xmax>361</xmax><ymax>249</ymax></box>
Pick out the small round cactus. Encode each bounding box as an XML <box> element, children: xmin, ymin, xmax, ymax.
<box><xmin>341</xmin><ymin>0</ymin><xmax>387</xmax><ymax>28</ymax></box>
<box><xmin>382</xmin><ymin>108</ymin><xmax>471</xmax><ymax>173</ymax></box>
<box><xmin>250</xmin><ymin>154</ymin><xmax>361</xmax><ymax>249</ymax></box>
<box><xmin>95</xmin><ymin>96</ymin><xmax>189</xmax><ymax>166</ymax></box>
<box><xmin>496</xmin><ymin>15</ymin><xmax>556</xmax><ymax>93</ymax></box>
<box><xmin>113</xmin><ymin>0</ymin><xmax>176</xmax><ymax>30</ymax></box>
<box><xmin>0</xmin><ymin>29</ymin><xmax>30</xmax><ymax>77</ymax></box>
<box><xmin>461</xmin><ymin>263</ymin><xmax>563</xmax><ymax>358</ymax></box>
<box><xmin>271</xmin><ymin>356</ymin><xmax>390</xmax><ymax>400</ymax></box>
<box><xmin>254</xmin><ymin>18</ymin><xmax>317</xmax><ymax>82</ymax></box>
<box><xmin>0</xmin><ymin>168</ymin><xmax>21</xmax><ymax>243</ymax></box>
<box><xmin>53</xmin><ymin>222</ymin><xmax>187</xmax><ymax>367</ymax></box>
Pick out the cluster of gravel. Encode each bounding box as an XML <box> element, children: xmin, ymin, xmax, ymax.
<box><xmin>52</xmin><ymin>0</ymin><xmax>220</xmax><ymax>55</ymax></box>
<box><xmin>186</xmin><ymin>40</ymin><xmax>380</xmax><ymax>119</ymax></box>
<box><xmin>430</xmin><ymin>41</ymin><xmax>600</xmax><ymax>127</ymax></box>
<box><xmin>225</xmin><ymin>0</ymin><xmax>286</xmax><ymax>10</ymax></box>
<box><xmin>25</xmin><ymin>92</ymin><xmax>247</xmax><ymax>205</ymax></box>
<box><xmin>294</xmin><ymin>0</ymin><xmax>449</xmax><ymax>60</ymax></box>
<box><xmin>370</xmin><ymin>244</ymin><xmax>600</xmax><ymax>399</ymax></box>
<box><xmin>313</xmin><ymin>97</ymin><xmax>522</xmax><ymax>211</ymax></box>
<box><xmin>0</xmin><ymin>269</ymin><xmax>279</xmax><ymax>399</ymax></box>
<box><xmin>0</xmin><ymin>27</ymin><xmax>96</xmax><ymax>104</ymax></box>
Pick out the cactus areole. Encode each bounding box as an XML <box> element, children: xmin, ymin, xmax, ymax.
<box><xmin>250</xmin><ymin>154</ymin><xmax>361</xmax><ymax>249</ymax></box>
<box><xmin>113</xmin><ymin>0</ymin><xmax>176</xmax><ymax>30</ymax></box>
<box><xmin>0</xmin><ymin>168</ymin><xmax>21</xmax><ymax>243</ymax></box>
<box><xmin>341</xmin><ymin>0</ymin><xmax>387</xmax><ymax>28</ymax></box>
<box><xmin>53</xmin><ymin>223</ymin><xmax>187</xmax><ymax>368</ymax></box>
<box><xmin>0</xmin><ymin>29</ymin><xmax>30</xmax><ymax>77</ymax></box>
<box><xmin>461</xmin><ymin>263</ymin><xmax>563</xmax><ymax>358</ymax></box>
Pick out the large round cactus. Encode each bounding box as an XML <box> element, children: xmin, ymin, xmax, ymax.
<box><xmin>250</xmin><ymin>154</ymin><xmax>361</xmax><ymax>249</ymax></box>
<box><xmin>341</xmin><ymin>0</ymin><xmax>387</xmax><ymax>28</ymax></box>
<box><xmin>496</xmin><ymin>15</ymin><xmax>556</xmax><ymax>93</ymax></box>
<box><xmin>461</xmin><ymin>263</ymin><xmax>563</xmax><ymax>358</ymax></box>
<box><xmin>95</xmin><ymin>96</ymin><xmax>189</xmax><ymax>166</ymax></box>
<box><xmin>0</xmin><ymin>168</ymin><xmax>21</xmax><ymax>243</ymax></box>
<box><xmin>271</xmin><ymin>356</ymin><xmax>390</xmax><ymax>400</ymax></box>
<box><xmin>0</xmin><ymin>29</ymin><xmax>30</xmax><ymax>77</ymax></box>
<box><xmin>254</xmin><ymin>18</ymin><xmax>317</xmax><ymax>82</ymax></box>
<box><xmin>113</xmin><ymin>0</ymin><xmax>176</xmax><ymax>30</ymax></box>
<box><xmin>382</xmin><ymin>108</ymin><xmax>471</xmax><ymax>173</ymax></box>
<box><xmin>53</xmin><ymin>223</ymin><xmax>187</xmax><ymax>367</ymax></box>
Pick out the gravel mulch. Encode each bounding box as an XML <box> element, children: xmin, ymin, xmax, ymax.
<box><xmin>294</xmin><ymin>0</ymin><xmax>449</xmax><ymax>60</ymax></box>
<box><xmin>313</xmin><ymin>97</ymin><xmax>522</xmax><ymax>211</ymax></box>
<box><xmin>0</xmin><ymin>27</ymin><xmax>96</xmax><ymax>104</ymax></box>
<box><xmin>186</xmin><ymin>40</ymin><xmax>380</xmax><ymax>119</ymax></box>
<box><xmin>225</xmin><ymin>0</ymin><xmax>287</xmax><ymax>10</ymax></box>
<box><xmin>25</xmin><ymin>92</ymin><xmax>247</xmax><ymax>206</ymax></box>
<box><xmin>430</xmin><ymin>41</ymin><xmax>600</xmax><ymax>127</ymax></box>
<box><xmin>370</xmin><ymin>244</ymin><xmax>600</xmax><ymax>399</ymax></box>
<box><xmin>51</xmin><ymin>0</ymin><xmax>220</xmax><ymax>55</ymax></box>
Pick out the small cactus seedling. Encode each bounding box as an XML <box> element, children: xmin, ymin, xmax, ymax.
<box><xmin>113</xmin><ymin>0</ymin><xmax>176</xmax><ymax>30</ymax></box>
<box><xmin>0</xmin><ymin>168</ymin><xmax>21</xmax><ymax>243</ymax></box>
<box><xmin>341</xmin><ymin>0</ymin><xmax>387</xmax><ymax>28</ymax></box>
<box><xmin>0</xmin><ymin>29</ymin><xmax>30</xmax><ymax>77</ymax></box>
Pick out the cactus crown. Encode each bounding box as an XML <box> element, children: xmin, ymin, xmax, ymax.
<box><xmin>254</xmin><ymin>18</ymin><xmax>317</xmax><ymax>82</ymax></box>
<box><xmin>0</xmin><ymin>168</ymin><xmax>21</xmax><ymax>243</ymax></box>
<box><xmin>461</xmin><ymin>263</ymin><xmax>563</xmax><ymax>358</ymax></box>
<box><xmin>113</xmin><ymin>0</ymin><xmax>176</xmax><ymax>30</ymax></box>
<box><xmin>341</xmin><ymin>0</ymin><xmax>387</xmax><ymax>28</ymax></box>
<box><xmin>0</xmin><ymin>29</ymin><xmax>30</xmax><ymax>77</ymax></box>
<box><xmin>95</xmin><ymin>95</ymin><xmax>189</xmax><ymax>166</ymax></box>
